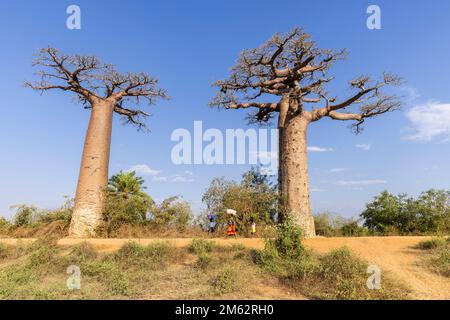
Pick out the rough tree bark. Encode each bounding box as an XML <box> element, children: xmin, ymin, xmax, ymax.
<box><xmin>211</xmin><ymin>28</ymin><xmax>402</xmax><ymax>237</ymax></box>
<box><xmin>69</xmin><ymin>100</ymin><xmax>114</xmax><ymax>237</ymax></box>
<box><xmin>26</xmin><ymin>47</ymin><xmax>168</xmax><ymax>237</ymax></box>
<box><xmin>280</xmin><ymin>111</ymin><xmax>315</xmax><ymax>237</ymax></box>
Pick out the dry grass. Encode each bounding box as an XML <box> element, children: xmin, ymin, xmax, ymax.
<box><xmin>0</xmin><ymin>236</ymin><xmax>413</xmax><ymax>300</ymax></box>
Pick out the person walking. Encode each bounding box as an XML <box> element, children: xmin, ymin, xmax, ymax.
<box><xmin>227</xmin><ymin>219</ymin><xmax>237</xmax><ymax>239</ymax></box>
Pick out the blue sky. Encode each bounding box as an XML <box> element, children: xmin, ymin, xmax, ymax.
<box><xmin>0</xmin><ymin>0</ymin><xmax>449</xmax><ymax>218</ymax></box>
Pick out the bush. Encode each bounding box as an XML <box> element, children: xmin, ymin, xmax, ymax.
<box><xmin>12</xmin><ymin>205</ymin><xmax>39</xmax><ymax>227</ymax></box>
<box><xmin>318</xmin><ymin>248</ymin><xmax>368</xmax><ymax>299</ymax></box>
<box><xmin>102</xmin><ymin>192</ymin><xmax>154</xmax><ymax>235</ymax></box>
<box><xmin>416</xmin><ymin>238</ymin><xmax>447</xmax><ymax>250</ymax></box>
<box><xmin>196</xmin><ymin>253</ymin><xmax>214</xmax><ymax>269</ymax></box>
<box><xmin>211</xmin><ymin>267</ymin><xmax>235</xmax><ymax>295</ymax></box>
<box><xmin>0</xmin><ymin>218</ymin><xmax>11</xmax><ymax>234</ymax></box>
<box><xmin>268</xmin><ymin>219</ymin><xmax>305</xmax><ymax>259</ymax></box>
<box><xmin>341</xmin><ymin>222</ymin><xmax>368</xmax><ymax>237</ymax></box>
<box><xmin>149</xmin><ymin>196</ymin><xmax>193</xmax><ymax>231</ymax></box>
<box><xmin>189</xmin><ymin>239</ymin><xmax>215</xmax><ymax>255</ymax></box>
<box><xmin>111</xmin><ymin>241</ymin><xmax>172</xmax><ymax>269</ymax></box>
<box><xmin>0</xmin><ymin>243</ymin><xmax>10</xmax><ymax>260</ymax></box>
<box><xmin>67</xmin><ymin>242</ymin><xmax>98</xmax><ymax>263</ymax></box>
<box><xmin>430</xmin><ymin>246</ymin><xmax>450</xmax><ymax>277</ymax></box>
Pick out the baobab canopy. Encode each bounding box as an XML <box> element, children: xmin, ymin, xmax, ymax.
<box><xmin>211</xmin><ymin>27</ymin><xmax>402</xmax><ymax>133</ymax></box>
<box><xmin>26</xmin><ymin>47</ymin><xmax>169</xmax><ymax>131</ymax></box>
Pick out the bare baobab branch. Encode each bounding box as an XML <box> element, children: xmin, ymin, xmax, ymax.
<box><xmin>25</xmin><ymin>46</ymin><xmax>169</xmax><ymax>129</ymax></box>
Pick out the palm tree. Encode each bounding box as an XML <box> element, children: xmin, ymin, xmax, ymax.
<box><xmin>108</xmin><ymin>171</ymin><xmax>147</xmax><ymax>197</ymax></box>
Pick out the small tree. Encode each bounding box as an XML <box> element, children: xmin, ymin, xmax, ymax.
<box><xmin>202</xmin><ymin>167</ymin><xmax>278</xmax><ymax>234</ymax></box>
<box><xmin>26</xmin><ymin>47</ymin><xmax>168</xmax><ymax>237</ymax></box>
<box><xmin>212</xmin><ymin>28</ymin><xmax>402</xmax><ymax>237</ymax></box>
<box><xmin>102</xmin><ymin>171</ymin><xmax>155</xmax><ymax>235</ymax></box>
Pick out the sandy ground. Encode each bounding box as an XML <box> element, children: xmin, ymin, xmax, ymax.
<box><xmin>1</xmin><ymin>236</ymin><xmax>448</xmax><ymax>300</ymax></box>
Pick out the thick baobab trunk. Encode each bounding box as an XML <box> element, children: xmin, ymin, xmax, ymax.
<box><xmin>279</xmin><ymin>114</ymin><xmax>316</xmax><ymax>237</ymax></box>
<box><xmin>69</xmin><ymin>101</ymin><xmax>114</xmax><ymax>237</ymax></box>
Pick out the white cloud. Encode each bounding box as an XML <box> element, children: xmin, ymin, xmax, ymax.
<box><xmin>128</xmin><ymin>164</ymin><xmax>160</xmax><ymax>176</ymax></box>
<box><xmin>336</xmin><ymin>179</ymin><xmax>387</xmax><ymax>186</ymax></box>
<box><xmin>329</xmin><ymin>168</ymin><xmax>348</xmax><ymax>173</ymax></box>
<box><xmin>355</xmin><ymin>144</ymin><xmax>371</xmax><ymax>151</ymax></box>
<box><xmin>152</xmin><ymin>176</ymin><xmax>168</xmax><ymax>182</ymax></box>
<box><xmin>152</xmin><ymin>172</ymin><xmax>194</xmax><ymax>183</ymax></box>
<box><xmin>405</xmin><ymin>102</ymin><xmax>450</xmax><ymax>141</ymax></box>
<box><xmin>311</xmin><ymin>188</ymin><xmax>326</xmax><ymax>192</ymax></box>
<box><xmin>401</xmin><ymin>86</ymin><xmax>421</xmax><ymax>102</ymax></box>
<box><xmin>307</xmin><ymin>146</ymin><xmax>333</xmax><ymax>152</ymax></box>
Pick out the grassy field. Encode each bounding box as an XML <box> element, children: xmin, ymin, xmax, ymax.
<box><xmin>0</xmin><ymin>236</ymin><xmax>418</xmax><ymax>300</ymax></box>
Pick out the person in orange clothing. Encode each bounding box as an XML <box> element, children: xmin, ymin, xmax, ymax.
<box><xmin>227</xmin><ymin>219</ymin><xmax>237</xmax><ymax>239</ymax></box>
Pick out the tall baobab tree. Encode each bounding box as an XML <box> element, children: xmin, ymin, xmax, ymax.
<box><xmin>211</xmin><ymin>28</ymin><xmax>402</xmax><ymax>237</ymax></box>
<box><xmin>26</xmin><ymin>47</ymin><xmax>168</xmax><ymax>237</ymax></box>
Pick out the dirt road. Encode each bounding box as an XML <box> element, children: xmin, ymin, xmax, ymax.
<box><xmin>1</xmin><ymin>236</ymin><xmax>448</xmax><ymax>300</ymax></box>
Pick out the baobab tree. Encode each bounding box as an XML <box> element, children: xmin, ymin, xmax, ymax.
<box><xmin>26</xmin><ymin>47</ymin><xmax>168</xmax><ymax>237</ymax></box>
<box><xmin>211</xmin><ymin>28</ymin><xmax>402</xmax><ymax>237</ymax></box>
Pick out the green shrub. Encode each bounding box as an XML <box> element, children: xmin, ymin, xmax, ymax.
<box><xmin>112</xmin><ymin>241</ymin><xmax>172</xmax><ymax>269</ymax></box>
<box><xmin>341</xmin><ymin>222</ymin><xmax>368</xmax><ymax>237</ymax></box>
<box><xmin>430</xmin><ymin>246</ymin><xmax>450</xmax><ymax>277</ymax></box>
<box><xmin>253</xmin><ymin>219</ymin><xmax>315</xmax><ymax>279</ymax></box>
<box><xmin>211</xmin><ymin>267</ymin><xmax>235</xmax><ymax>295</ymax></box>
<box><xmin>189</xmin><ymin>239</ymin><xmax>215</xmax><ymax>255</ymax></box>
<box><xmin>318</xmin><ymin>247</ymin><xmax>369</xmax><ymax>300</ymax></box>
<box><xmin>267</xmin><ymin>219</ymin><xmax>305</xmax><ymax>259</ymax></box>
<box><xmin>0</xmin><ymin>243</ymin><xmax>10</xmax><ymax>260</ymax></box>
<box><xmin>67</xmin><ymin>242</ymin><xmax>98</xmax><ymax>263</ymax></box>
<box><xmin>416</xmin><ymin>238</ymin><xmax>447</xmax><ymax>250</ymax></box>
<box><xmin>0</xmin><ymin>217</ymin><xmax>11</xmax><ymax>234</ymax></box>
<box><xmin>12</xmin><ymin>205</ymin><xmax>39</xmax><ymax>227</ymax></box>
<box><xmin>149</xmin><ymin>196</ymin><xmax>193</xmax><ymax>231</ymax></box>
<box><xmin>196</xmin><ymin>253</ymin><xmax>214</xmax><ymax>269</ymax></box>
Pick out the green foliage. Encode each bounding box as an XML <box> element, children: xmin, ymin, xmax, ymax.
<box><xmin>12</xmin><ymin>205</ymin><xmax>39</xmax><ymax>227</ymax></box>
<box><xmin>417</xmin><ymin>237</ymin><xmax>450</xmax><ymax>277</ymax></box>
<box><xmin>108</xmin><ymin>171</ymin><xmax>147</xmax><ymax>195</ymax></box>
<box><xmin>196</xmin><ymin>253</ymin><xmax>214</xmax><ymax>269</ymax></box>
<box><xmin>202</xmin><ymin>167</ymin><xmax>278</xmax><ymax>234</ymax></box>
<box><xmin>149</xmin><ymin>196</ymin><xmax>193</xmax><ymax>230</ymax></box>
<box><xmin>268</xmin><ymin>219</ymin><xmax>306</xmax><ymax>259</ymax></box>
<box><xmin>0</xmin><ymin>217</ymin><xmax>11</xmax><ymax>234</ymax></box>
<box><xmin>314</xmin><ymin>212</ymin><xmax>368</xmax><ymax>237</ymax></box>
<box><xmin>253</xmin><ymin>219</ymin><xmax>316</xmax><ymax>280</ymax></box>
<box><xmin>111</xmin><ymin>241</ymin><xmax>172</xmax><ymax>269</ymax></box>
<box><xmin>341</xmin><ymin>221</ymin><xmax>368</xmax><ymax>237</ymax></box>
<box><xmin>189</xmin><ymin>238</ymin><xmax>215</xmax><ymax>255</ymax></box>
<box><xmin>7</xmin><ymin>198</ymin><xmax>73</xmax><ymax>233</ymax></box>
<box><xmin>211</xmin><ymin>267</ymin><xmax>235</xmax><ymax>295</ymax></box>
<box><xmin>0</xmin><ymin>243</ymin><xmax>10</xmax><ymax>260</ymax></box>
<box><xmin>67</xmin><ymin>242</ymin><xmax>98</xmax><ymax>263</ymax></box>
<box><xmin>102</xmin><ymin>171</ymin><xmax>155</xmax><ymax>235</ymax></box>
<box><xmin>361</xmin><ymin>189</ymin><xmax>450</xmax><ymax>235</ymax></box>
<box><xmin>416</xmin><ymin>238</ymin><xmax>447</xmax><ymax>250</ymax></box>
<box><xmin>318</xmin><ymin>248</ymin><xmax>368</xmax><ymax>299</ymax></box>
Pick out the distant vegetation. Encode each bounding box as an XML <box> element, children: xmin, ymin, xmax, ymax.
<box><xmin>0</xmin><ymin>169</ymin><xmax>448</xmax><ymax>238</ymax></box>
<box><xmin>314</xmin><ymin>189</ymin><xmax>450</xmax><ymax>237</ymax></box>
